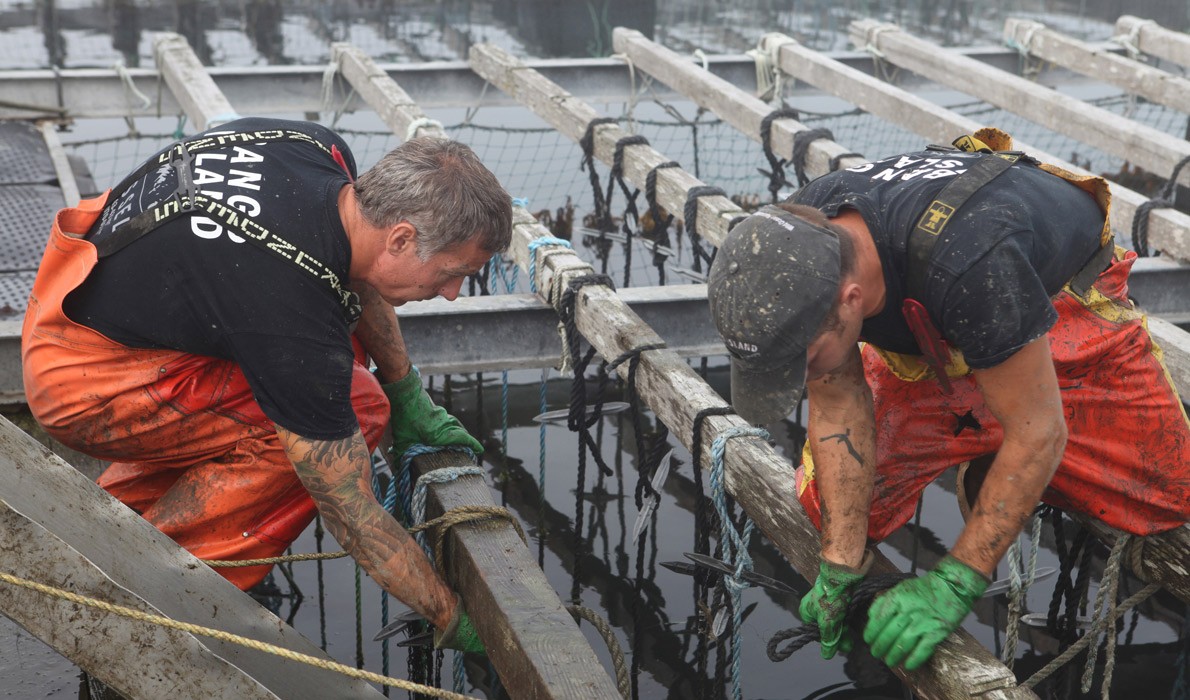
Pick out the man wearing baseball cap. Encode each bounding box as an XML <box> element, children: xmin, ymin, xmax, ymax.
<box><xmin>708</xmin><ymin>130</ymin><xmax>1189</xmax><ymax>671</ymax></box>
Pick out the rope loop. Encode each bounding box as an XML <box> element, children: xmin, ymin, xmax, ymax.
<box><xmin>828</xmin><ymin>152</ymin><xmax>864</xmax><ymax>172</ymax></box>
<box><xmin>411</xmin><ymin>465</ymin><xmax>487</xmax><ymax>557</ymax></box>
<box><xmin>567</xmin><ymin>605</ymin><xmax>631</xmax><ymax>700</ymax></box>
<box><xmin>790</xmin><ymin>127</ymin><xmax>835</xmax><ymax>187</ymax></box>
<box><xmin>683</xmin><ymin>185</ymin><xmax>728</xmax><ymax>272</ymax></box>
<box><xmin>1131</xmin><ymin>153</ymin><xmax>1190</xmax><ymax>256</ymax></box>
<box><xmin>758</xmin><ymin>108</ymin><xmax>800</xmax><ymax>202</ymax></box>
<box><xmin>406</xmin><ymin>117</ymin><xmax>445</xmax><ymax>141</ymax></box>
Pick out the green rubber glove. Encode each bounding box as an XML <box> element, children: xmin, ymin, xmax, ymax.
<box><xmin>799</xmin><ymin>551</ymin><xmax>873</xmax><ymax>659</ymax></box>
<box><xmin>381</xmin><ymin>366</ymin><xmax>482</xmax><ymax>459</ymax></box>
<box><xmin>434</xmin><ymin>597</ymin><xmax>486</xmax><ymax>654</ymax></box>
<box><xmin>863</xmin><ymin>555</ymin><xmax>990</xmax><ymax>671</ymax></box>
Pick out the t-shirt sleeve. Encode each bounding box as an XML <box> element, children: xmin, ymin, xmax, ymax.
<box><xmin>226</xmin><ymin>330</ymin><xmax>360</xmax><ymax>440</ymax></box>
<box><xmin>939</xmin><ymin>233</ymin><xmax>1058</xmax><ymax>369</ymax></box>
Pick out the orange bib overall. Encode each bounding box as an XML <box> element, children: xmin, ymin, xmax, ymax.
<box><xmin>22</xmin><ymin>193</ymin><xmax>390</xmax><ymax>589</ymax></box>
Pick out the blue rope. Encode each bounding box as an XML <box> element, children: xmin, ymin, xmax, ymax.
<box><xmin>709</xmin><ymin>425</ymin><xmax>769</xmax><ymax>700</ymax></box>
<box><xmin>512</xmin><ymin>196</ymin><xmax>529</xmax><ymax>208</ymax></box>
<box><xmin>409</xmin><ymin>459</ymin><xmax>485</xmax><ymax>558</ymax></box>
<box><xmin>453</xmin><ymin>654</ymin><xmax>465</xmax><ymax>694</ymax></box>
<box><xmin>485</xmin><ymin>254</ymin><xmax>519</xmax><ymax>460</ymax></box>
<box><xmin>527</xmin><ymin>237</ymin><xmax>572</xmax><ymax>294</ymax></box>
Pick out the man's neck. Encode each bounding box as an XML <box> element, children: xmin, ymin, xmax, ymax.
<box><xmin>830</xmin><ymin>209</ymin><xmax>886</xmax><ymax>317</ymax></box>
<box><xmin>339</xmin><ymin>184</ymin><xmax>377</xmax><ymax>282</ymax></box>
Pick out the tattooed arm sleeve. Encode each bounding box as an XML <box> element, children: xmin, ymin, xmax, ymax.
<box><xmin>276</xmin><ymin>424</ymin><xmax>456</xmax><ymax>628</ymax></box>
<box><xmin>806</xmin><ymin>344</ymin><xmax>876</xmax><ymax>569</ymax></box>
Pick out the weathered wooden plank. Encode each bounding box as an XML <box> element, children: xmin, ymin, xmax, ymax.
<box><xmin>1005</xmin><ymin>18</ymin><xmax>1190</xmax><ymax>117</ymax></box>
<box><xmin>505</xmin><ymin>207</ymin><xmax>1035</xmax><ymax>700</ymax></box>
<box><xmin>759</xmin><ymin>32</ymin><xmax>1190</xmax><ymax>263</ymax></box>
<box><xmin>37</xmin><ymin>120</ymin><xmax>79</xmax><ymax>208</ymax></box>
<box><xmin>849</xmin><ymin>20</ymin><xmax>1190</xmax><ymax>190</ymax></box>
<box><xmin>1151</xmin><ymin>317</ymin><xmax>1190</xmax><ymax>400</ymax></box>
<box><xmin>411</xmin><ymin>452</ymin><xmax>624</xmax><ymax>700</ymax></box>
<box><xmin>469</xmin><ymin>43</ymin><xmax>744</xmax><ymax>248</ymax></box>
<box><xmin>153</xmin><ymin>33</ymin><xmax>239</xmax><ymax>130</ymax></box>
<box><xmin>1116</xmin><ymin>15</ymin><xmax>1190</xmax><ymax>70</ymax></box>
<box><xmin>332</xmin><ymin>42</ymin><xmax>623</xmax><ymax>700</ymax></box>
<box><xmin>611</xmin><ymin>29</ymin><xmax>867</xmax><ymax>180</ymax></box>
<box><xmin>0</xmin><ymin>415</ymin><xmax>385</xmax><ymax>699</ymax></box>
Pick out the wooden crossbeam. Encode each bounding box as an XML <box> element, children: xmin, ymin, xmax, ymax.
<box><xmin>1116</xmin><ymin>15</ymin><xmax>1190</xmax><ymax>70</ymax></box>
<box><xmin>1005</xmin><ymin>18</ymin><xmax>1190</xmax><ymax>116</ymax></box>
<box><xmin>849</xmin><ymin>20</ymin><xmax>1190</xmax><ymax>191</ymax></box>
<box><xmin>331</xmin><ymin>41</ymin><xmax>624</xmax><ymax>700</ymax></box>
<box><xmin>152</xmin><ymin>33</ymin><xmax>239</xmax><ymax>130</ymax></box>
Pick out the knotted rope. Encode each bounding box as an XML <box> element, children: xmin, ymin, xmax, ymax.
<box><xmin>1131</xmin><ymin>154</ymin><xmax>1190</xmax><ymax>257</ymax></box>
<box><xmin>709</xmin><ymin>425</ymin><xmax>769</xmax><ymax>700</ymax></box>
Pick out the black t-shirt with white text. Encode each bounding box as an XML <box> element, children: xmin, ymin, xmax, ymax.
<box><xmin>793</xmin><ymin>149</ymin><xmax>1105</xmax><ymax>368</ymax></box>
<box><xmin>65</xmin><ymin>117</ymin><xmax>362</xmax><ymax>440</ymax></box>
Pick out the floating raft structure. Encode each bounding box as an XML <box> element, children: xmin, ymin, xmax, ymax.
<box><xmin>1</xmin><ymin>14</ymin><xmax>1189</xmax><ymax>700</ymax></box>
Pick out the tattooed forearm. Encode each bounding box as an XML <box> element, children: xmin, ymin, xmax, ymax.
<box><xmin>819</xmin><ymin>429</ymin><xmax>864</xmax><ymax>466</ymax></box>
<box><xmin>276</xmin><ymin>426</ymin><xmax>455</xmax><ymax>627</ymax></box>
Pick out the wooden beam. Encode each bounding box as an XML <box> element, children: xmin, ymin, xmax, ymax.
<box><xmin>758</xmin><ymin>32</ymin><xmax>1190</xmax><ymax>263</ymax></box>
<box><xmin>611</xmin><ymin>29</ymin><xmax>867</xmax><ymax>179</ymax></box>
<box><xmin>1005</xmin><ymin>18</ymin><xmax>1190</xmax><ymax>116</ymax></box>
<box><xmin>849</xmin><ymin>20</ymin><xmax>1190</xmax><ymax>191</ymax></box>
<box><xmin>503</xmin><ymin>198</ymin><xmax>1035</xmax><ymax>699</ymax></box>
<box><xmin>469</xmin><ymin>43</ymin><xmax>744</xmax><ymax>248</ymax></box>
<box><xmin>0</xmin><ymin>415</ymin><xmax>385</xmax><ymax>699</ymax></box>
<box><xmin>1073</xmin><ymin>517</ymin><xmax>1189</xmax><ymax>604</ymax></box>
<box><xmin>37</xmin><ymin>120</ymin><xmax>79</xmax><ymax>208</ymax></box>
<box><xmin>332</xmin><ymin>41</ymin><xmax>623</xmax><ymax>700</ymax></box>
<box><xmin>152</xmin><ymin>33</ymin><xmax>239</xmax><ymax>130</ymax></box>
<box><xmin>1116</xmin><ymin>15</ymin><xmax>1190</xmax><ymax>70</ymax></box>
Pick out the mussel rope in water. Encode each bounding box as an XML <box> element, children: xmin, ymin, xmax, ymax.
<box><xmin>689</xmin><ymin>405</ymin><xmax>737</xmax><ymax>695</ymax></box>
<box><xmin>579</xmin><ymin>116</ymin><xmax>619</xmax><ymax>237</ymax></box>
<box><xmin>487</xmin><ymin>254</ymin><xmax>520</xmax><ymax>467</ymax></box>
<box><xmin>559</xmin><ymin>273</ymin><xmax>618</xmax><ymax>603</ymax></box>
<box><xmin>1131</xmin><ymin>153</ymin><xmax>1190</xmax><ymax>257</ymax></box>
<box><xmin>611</xmin><ymin>134</ymin><xmax>649</xmax><ymax>287</ymax></box>
<box><xmin>708</xmin><ymin>425</ymin><xmax>770</xmax><ymax>700</ymax></box>
<box><xmin>645</xmin><ymin>161</ymin><xmax>680</xmax><ymax>285</ymax></box>
<box><xmin>605</xmin><ymin>341</ymin><xmax>667</xmax><ymax>698</ymax></box>
<box><xmin>758</xmin><ymin>108</ymin><xmax>800</xmax><ymax>202</ymax></box>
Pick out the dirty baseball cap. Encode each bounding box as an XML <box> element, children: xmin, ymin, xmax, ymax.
<box><xmin>708</xmin><ymin>205</ymin><xmax>841</xmax><ymax>424</ymax></box>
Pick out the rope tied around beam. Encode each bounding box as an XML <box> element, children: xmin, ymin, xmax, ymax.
<box><xmin>411</xmin><ymin>465</ymin><xmax>487</xmax><ymax>558</ymax></box>
<box><xmin>828</xmin><ymin>151</ymin><xmax>864</xmax><ymax>173</ymax></box>
<box><xmin>683</xmin><ymin>185</ymin><xmax>728</xmax><ymax>273</ymax></box>
<box><xmin>767</xmin><ymin>572</ymin><xmax>910</xmax><ymax>662</ymax></box>
<box><xmin>526</xmin><ymin>236</ymin><xmax>573</xmax><ymax>295</ymax></box>
<box><xmin>1131</xmin><ymin>153</ymin><xmax>1190</xmax><ymax>257</ymax></box>
<box><xmin>790</xmin><ymin>127</ymin><xmax>835</xmax><ymax>187</ymax></box>
<box><xmin>406</xmin><ymin>116</ymin><xmax>445</xmax><ymax>140</ymax></box>
<box><xmin>758</xmin><ymin>108</ymin><xmax>800</xmax><ymax>202</ymax></box>
<box><xmin>580</xmin><ymin>116</ymin><xmax>619</xmax><ymax>234</ymax></box>
<box><xmin>1112</xmin><ymin>18</ymin><xmax>1157</xmax><ymax>60</ymax></box>
<box><xmin>708</xmin><ymin>425</ymin><xmax>769</xmax><ymax>700</ymax></box>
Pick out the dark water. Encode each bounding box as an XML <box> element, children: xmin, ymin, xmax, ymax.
<box><xmin>1</xmin><ymin>1</ymin><xmax>1188</xmax><ymax>699</ymax></box>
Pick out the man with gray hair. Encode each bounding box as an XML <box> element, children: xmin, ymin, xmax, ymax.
<box><xmin>23</xmin><ymin>117</ymin><xmax>511</xmax><ymax>653</ymax></box>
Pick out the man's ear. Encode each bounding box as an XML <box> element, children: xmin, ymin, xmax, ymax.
<box><xmin>386</xmin><ymin>221</ymin><xmax>417</xmax><ymax>256</ymax></box>
<box><xmin>840</xmin><ymin>281</ymin><xmax>864</xmax><ymax>310</ymax></box>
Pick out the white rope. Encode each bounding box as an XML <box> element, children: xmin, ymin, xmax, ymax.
<box><xmin>746</xmin><ymin>34</ymin><xmax>794</xmax><ymax>106</ymax></box>
<box><xmin>1112</xmin><ymin>19</ymin><xmax>1156</xmax><ymax>60</ymax></box>
<box><xmin>692</xmin><ymin>49</ymin><xmax>709</xmax><ymax>71</ymax></box>
<box><xmin>611</xmin><ymin>52</ymin><xmax>638</xmax><ymax>134</ymax></box>
<box><xmin>406</xmin><ymin>117</ymin><xmax>445</xmax><ymax>141</ymax></box>
<box><xmin>113</xmin><ymin>62</ymin><xmax>152</xmax><ymax>110</ymax></box>
<box><xmin>320</xmin><ymin>53</ymin><xmax>341</xmax><ymax>113</ymax></box>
